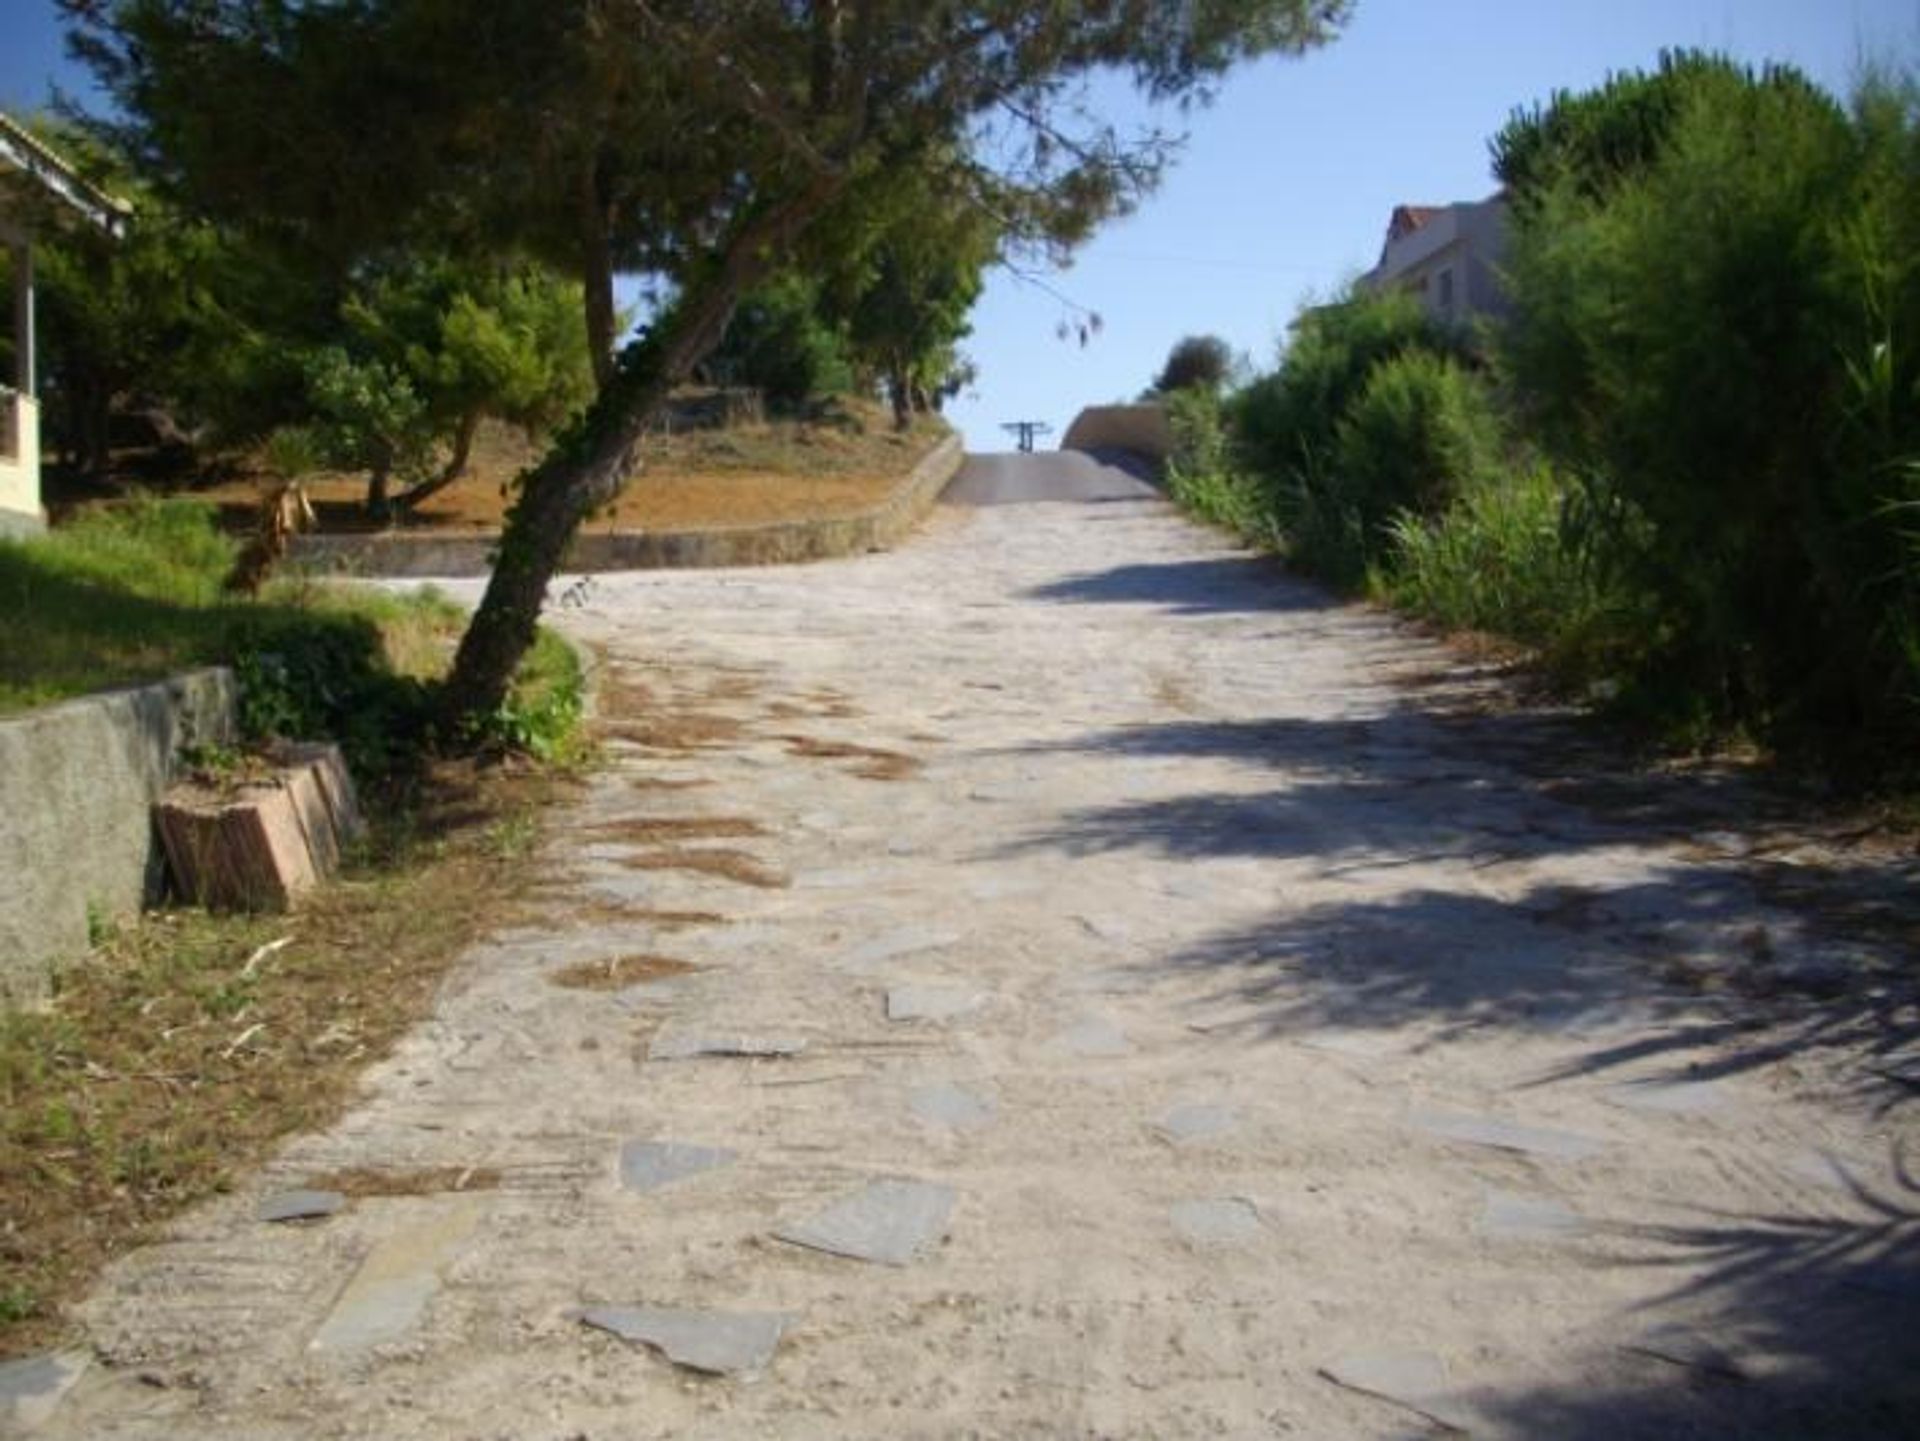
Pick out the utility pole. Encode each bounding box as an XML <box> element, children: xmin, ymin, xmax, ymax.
<box><xmin>1000</xmin><ymin>420</ymin><xmax>1053</xmax><ymax>454</ymax></box>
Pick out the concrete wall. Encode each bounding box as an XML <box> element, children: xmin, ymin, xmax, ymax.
<box><xmin>0</xmin><ymin>390</ymin><xmax>43</xmax><ymax>536</ymax></box>
<box><xmin>0</xmin><ymin>667</ymin><xmax>237</xmax><ymax>1005</ymax></box>
<box><xmin>1060</xmin><ymin>404</ymin><xmax>1173</xmax><ymax>463</ymax></box>
<box><xmin>289</xmin><ymin>433</ymin><xmax>967</xmax><ymax>579</ymax></box>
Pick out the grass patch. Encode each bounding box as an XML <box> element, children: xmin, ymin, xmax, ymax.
<box><xmin>300</xmin><ymin>1164</ymin><xmax>502</xmax><ymax>1197</ymax></box>
<box><xmin>620</xmin><ymin>847</ymin><xmax>789</xmax><ymax>889</ymax></box>
<box><xmin>776</xmin><ymin>734</ymin><xmax>923</xmax><ymax>781</ymax></box>
<box><xmin>587</xmin><ymin>816</ymin><xmax>766</xmax><ymax>843</ymax></box>
<box><xmin>0</xmin><ymin>496</ymin><xmax>586</xmax><ymax>773</ymax></box>
<box><xmin>548</xmin><ymin>954</ymin><xmax>703</xmax><ymax>991</ymax></box>
<box><xmin>0</xmin><ymin>761</ymin><xmax>571</xmax><ymax>1357</ymax></box>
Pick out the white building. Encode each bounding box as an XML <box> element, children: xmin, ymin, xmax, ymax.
<box><xmin>1356</xmin><ymin>192</ymin><xmax>1510</xmax><ymax>328</ymax></box>
<box><xmin>1</xmin><ymin>114</ymin><xmax>129</xmax><ymax>537</ymax></box>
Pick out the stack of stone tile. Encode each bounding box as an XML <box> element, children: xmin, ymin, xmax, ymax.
<box><xmin>155</xmin><ymin>741</ymin><xmax>361</xmax><ymax>911</ymax></box>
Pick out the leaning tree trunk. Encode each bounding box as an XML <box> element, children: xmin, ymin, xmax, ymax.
<box><xmin>580</xmin><ymin>166</ymin><xmax>619</xmax><ymax>394</ymax></box>
<box><xmin>392</xmin><ymin>410</ymin><xmax>481</xmax><ymax>515</ymax></box>
<box><xmin>441</xmin><ymin>183</ymin><xmax>843</xmax><ymax>734</ymax></box>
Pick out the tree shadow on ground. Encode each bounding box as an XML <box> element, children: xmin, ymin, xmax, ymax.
<box><xmin>1021</xmin><ymin>557</ymin><xmax>1340</xmax><ymax>615</ymax></box>
<box><xmin>1459</xmin><ymin>1154</ymin><xmax>1920</xmax><ymax>1439</ymax></box>
<box><xmin>1003</xmin><ymin>710</ymin><xmax>1920</xmax><ymax>1102</ymax></box>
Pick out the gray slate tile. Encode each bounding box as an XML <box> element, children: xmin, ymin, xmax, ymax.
<box><xmin>1050</xmin><ymin>1016</ymin><xmax>1130</xmax><ymax>1057</ymax></box>
<box><xmin>1170</xmin><ymin>1197</ymin><xmax>1262</xmax><ymax>1246</ymax></box>
<box><xmin>1158</xmin><ymin>1103</ymin><xmax>1238</xmax><ymax>1144</ymax></box>
<box><xmin>648</xmin><ymin>1031</ymin><xmax>808</xmax><ymax>1061</ymax></box>
<box><xmin>1411</xmin><ymin>1108</ymin><xmax>1605</xmax><ymax>1161</ymax></box>
<box><xmin>578</xmin><ymin>1305</ymin><xmax>790</xmax><ymax>1376</ymax></box>
<box><xmin>886</xmin><ymin>985</ymin><xmax>985</xmax><ymax>1022</ymax></box>
<box><xmin>775</xmin><ymin>1178</ymin><xmax>957</xmax><ymax>1266</ymax></box>
<box><xmin>1320</xmin><ymin>1348</ymin><xmax>1475</xmax><ymax>1433</ymax></box>
<box><xmin>1478</xmin><ymin>1188</ymin><xmax>1583</xmax><ymax>1240</ymax></box>
<box><xmin>908</xmin><ymin>1082</ymin><xmax>995</xmax><ymax>1130</ymax></box>
<box><xmin>257</xmin><ymin>1189</ymin><xmax>347</xmax><ymax>1223</ymax></box>
<box><xmin>1622</xmin><ymin>1323</ymin><xmax>1747</xmax><ymax>1379</ymax></box>
<box><xmin>619</xmin><ymin>1140</ymin><xmax>736</xmax><ymax>1193</ymax></box>
<box><xmin>1608</xmin><ymin>1079</ymin><xmax>1731</xmax><ymax>1115</ymax></box>
<box><xmin>0</xmin><ymin>1351</ymin><xmax>89</xmax><ymax>1432</ymax></box>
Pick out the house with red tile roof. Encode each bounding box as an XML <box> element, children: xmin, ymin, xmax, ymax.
<box><xmin>1357</xmin><ymin>192</ymin><xmax>1510</xmax><ymax>329</ymax></box>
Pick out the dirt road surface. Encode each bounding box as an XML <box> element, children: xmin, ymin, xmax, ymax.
<box><xmin>23</xmin><ymin>468</ymin><xmax>1919</xmax><ymax>1439</ymax></box>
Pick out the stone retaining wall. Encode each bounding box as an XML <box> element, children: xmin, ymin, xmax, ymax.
<box><xmin>288</xmin><ymin>433</ymin><xmax>966</xmax><ymax>579</ymax></box>
<box><xmin>1060</xmin><ymin>403</ymin><xmax>1173</xmax><ymax>464</ymax></box>
<box><xmin>0</xmin><ymin>667</ymin><xmax>237</xmax><ymax>1005</ymax></box>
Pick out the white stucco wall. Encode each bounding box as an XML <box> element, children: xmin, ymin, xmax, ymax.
<box><xmin>0</xmin><ymin>390</ymin><xmax>42</xmax><ymax>536</ymax></box>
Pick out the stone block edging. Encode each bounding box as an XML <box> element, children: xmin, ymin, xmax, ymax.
<box><xmin>0</xmin><ymin>666</ymin><xmax>237</xmax><ymax>1005</ymax></box>
<box><xmin>288</xmin><ymin>432</ymin><xmax>966</xmax><ymax>579</ymax></box>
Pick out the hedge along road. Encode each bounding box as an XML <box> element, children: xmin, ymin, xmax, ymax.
<box><xmin>27</xmin><ymin>455</ymin><xmax>1919</xmax><ymax>1439</ymax></box>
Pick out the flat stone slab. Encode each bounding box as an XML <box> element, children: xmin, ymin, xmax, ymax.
<box><xmin>648</xmin><ymin>1031</ymin><xmax>808</xmax><ymax>1061</ymax></box>
<box><xmin>908</xmin><ymin>1082</ymin><xmax>995</xmax><ymax>1130</ymax></box>
<box><xmin>1608</xmin><ymin>1078</ymin><xmax>1731</xmax><ymax>1115</ymax></box>
<box><xmin>775</xmin><ymin>1179</ymin><xmax>957</xmax><ymax>1266</ymax></box>
<box><xmin>258</xmin><ymin>1188</ymin><xmax>347</xmax><ymax>1223</ymax></box>
<box><xmin>886</xmin><ymin>985</ymin><xmax>985</xmax><ymax>1022</ymax></box>
<box><xmin>1319</xmin><ymin>1348</ymin><xmax>1475</xmax><ymax>1432</ymax></box>
<box><xmin>619</xmin><ymin>1141</ymin><xmax>737</xmax><ymax>1193</ymax></box>
<box><xmin>1478</xmin><ymin>1188</ymin><xmax>1584</xmax><ymax>1241</ymax></box>
<box><xmin>0</xmin><ymin>1350</ymin><xmax>89</xmax><ymax>1432</ymax></box>
<box><xmin>1049</xmin><ymin>1016</ymin><xmax>1130</xmax><ymax>1058</ymax></box>
<box><xmin>1411</xmin><ymin>1108</ymin><xmax>1605</xmax><ymax>1161</ymax></box>
<box><xmin>311</xmin><ymin>1198</ymin><xmax>482</xmax><ymax>1352</ymax></box>
<box><xmin>578</xmin><ymin>1305</ymin><xmax>790</xmax><ymax>1376</ymax></box>
<box><xmin>1170</xmin><ymin>1197</ymin><xmax>1262</xmax><ymax>1246</ymax></box>
<box><xmin>1158</xmin><ymin>1103</ymin><xmax>1239</xmax><ymax>1144</ymax></box>
<box><xmin>1622</xmin><ymin>1323</ymin><xmax>1747</xmax><ymax>1379</ymax></box>
<box><xmin>840</xmin><ymin>927</ymin><xmax>961</xmax><ymax>972</ymax></box>
<box><xmin>1296</xmin><ymin>1030</ymin><xmax>1400</xmax><ymax>1061</ymax></box>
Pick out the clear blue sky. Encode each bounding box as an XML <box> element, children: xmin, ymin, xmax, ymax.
<box><xmin>4</xmin><ymin>1</ymin><xmax>1916</xmax><ymax>448</ymax></box>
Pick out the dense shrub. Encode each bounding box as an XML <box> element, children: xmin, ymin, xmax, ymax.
<box><xmin>1381</xmin><ymin>464</ymin><xmax>1648</xmax><ymax>686</ymax></box>
<box><xmin>1163</xmin><ymin>387</ymin><xmax>1275</xmax><ymax>543</ymax></box>
<box><xmin>1234</xmin><ymin>288</ymin><xmax>1472</xmax><ymax>488</ymax></box>
<box><xmin>1154</xmin><ymin>334</ymin><xmax>1235</xmax><ymax>394</ymax></box>
<box><xmin>1502</xmin><ymin>66</ymin><xmax>1920</xmax><ymax>748</ymax></box>
<box><xmin>706</xmin><ymin>273</ymin><xmax>855</xmax><ymax>412</ymax></box>
<box><xmin>1333</xmin><ymin>350</ymin><xmax>1502</xmax><ymax>541</ymax></box>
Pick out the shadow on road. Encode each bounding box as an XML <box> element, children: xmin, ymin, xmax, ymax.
<box><xmin>1463</xmin><ymin>1155</ymin><xmax>1920</xmax><ymax>1438</ymax></box>
<box><xmin>1023</xmin><ymin>557</ymin><xmax>1337</xmax><ymax>615</ymax></box>
<box><xmin>999</xmin><ymin>706</ymin><xmax>1919</xmax><ymax>1103</ymax></box>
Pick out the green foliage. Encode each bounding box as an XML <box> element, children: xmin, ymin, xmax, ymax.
<box><xmin>706</xmin><ymin>273</ymin><xmax>855</xmax><ymax>413</ymax></box>
<box><xmin>293</xmin><ymin>257</ymin><xmax>593</xmax><ymax>513</ymax></box>
<box><xmin>1234</xmin><ymin>288</ymin><xmax>1472</xmax><ymax>489</ymax></box>
<box><xmin>1501</xmin><ymin>63</ymin><xmax>1920</xmax><ymax>748</ymax></box>
<box><xmin>1163</xmin><ymin>386</ymin><xmax>1280</xmax><ymax>544</ymax></box>
<box><xmin>811</xmin><ymin>163</ymin><xmax>997</xmax><ymax>425</ymax></box>
<box><xmin>298</xmin><ymin>346</ymin><xmax>435</xmax><ymax>495</ymax></box>
<box><xmin>1221</xmin><ymin>289</ymin><xmax>1491</xmax><ymax>586</ymax></box>
<box><xmin>1491</xmin><ymin>50</ymin><xmax>1829</xmax><ymax>208</ymax></box>
<box><xmin>0</xmin><ymin>499</ymin><xmax>579</xmax><ymax>772</ymax></box>
<box><xmin>469</xmin><ymin>630</ymin><xmax>586</xmax><ymax>764</ymax></box>
<box><xmin>1380</xmin><ymin>464</ymin><xmax>1649</xmax><ymax>685</ymax></box>
<box><xmin>1154</xmin><ymin>334</ymin><xmax>1235</xmax><ymax>393</ymax></box>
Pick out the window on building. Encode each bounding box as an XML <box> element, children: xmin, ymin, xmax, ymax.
<box><xmin>1437</xmin><ymin>268</ymin><xmax>1454</xmax><ymax>309</ymax></box>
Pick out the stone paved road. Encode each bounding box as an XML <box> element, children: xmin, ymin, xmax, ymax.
<box><xmin>25</xmin><ymin>479</ymin><xmax>1920</xmax><ymax>1439</ymax></box>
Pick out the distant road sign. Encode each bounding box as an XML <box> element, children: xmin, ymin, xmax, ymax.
<box><xmin>1000</xmin><ymin>420</ymin><xmax>1053</xmax><ymax>453</ymax></box>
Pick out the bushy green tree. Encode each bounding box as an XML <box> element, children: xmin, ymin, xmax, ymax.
<box><xmin>704</xmin><ymin>272</ymin><xmax>855</xmax><ymax>413</ymax></box>
<box><xmin>70</xmin><ymin>0</ymin><xmax>1353</xmax><ymax>728</ymax></box>
<box><xmin>290</xmin><ymin>257</ymin><xmax>592</xmax><ymax>518</ymax></box>
<box><xmin>3</xmin><ymin>120</ymin><xmax>326</xmax><ymax>478</ymax></box>
<box><xmin>1234</xmin><ymin>288</ymin><xmax>1471</xmax><ymax>488</ymax></box>
<box><xmin>1502</xmin><ymin>61</ymin><xmax>1920</xmax><ymax>747</ymax></box>
<box><xmin>1154</xmin><ymin>334</ymin><xmax>1234</xmax><ymax>394</ymax></box>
